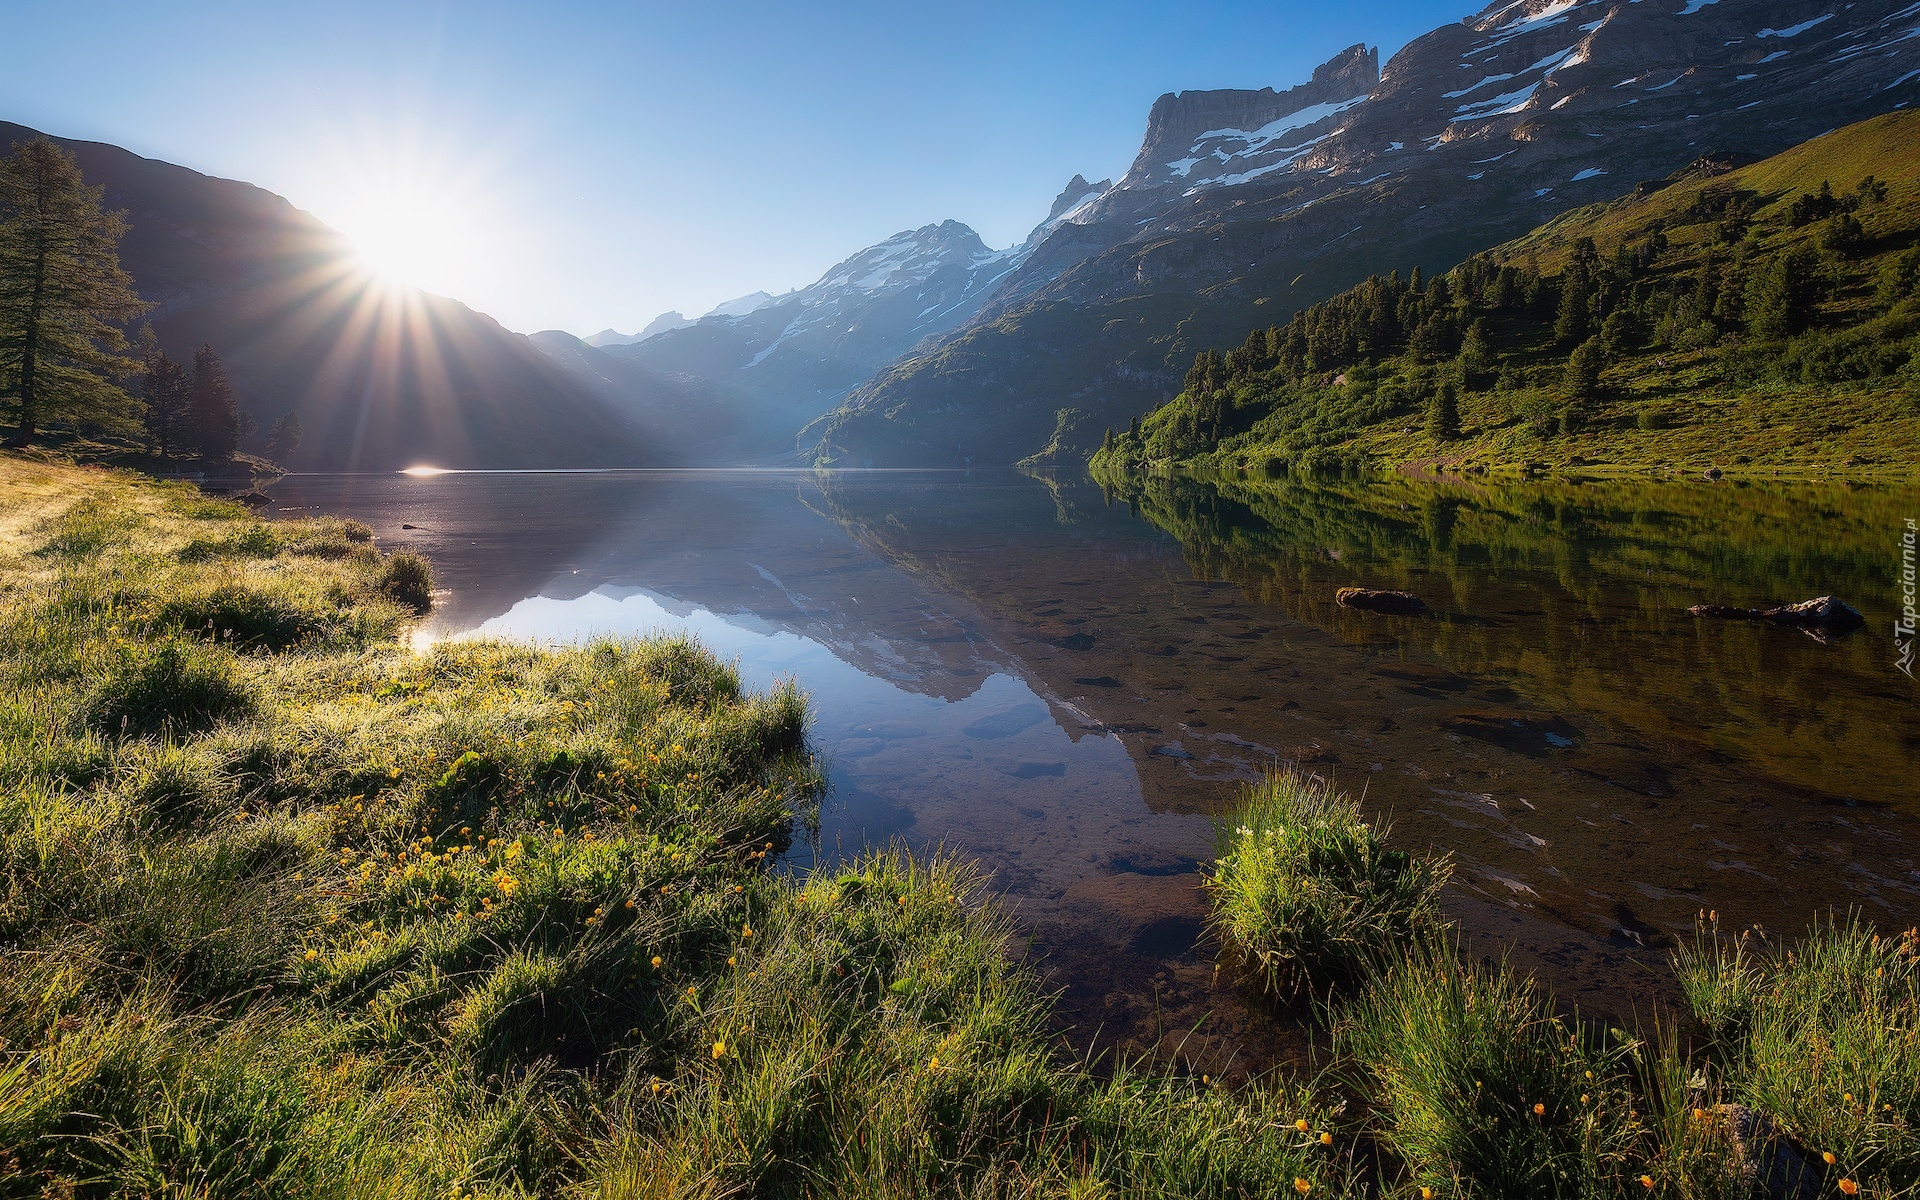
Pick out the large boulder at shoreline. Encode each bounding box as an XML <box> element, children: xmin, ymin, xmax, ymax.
<box><xmin>1716</xmin><ymin>1104</ymin><xmax>1821</xmax><ymax>1200</ymax></box>
<box><xmin>1688</xmin><ymin>596</ymin><xmax>1864</xmax><ymax>632</ymax></box>
<box><xmin>1336</xmin><ymin>587</ymin><xmax>1427</xmax><ymax>616</ymax></box>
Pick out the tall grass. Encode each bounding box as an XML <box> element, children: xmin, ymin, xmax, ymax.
<box><xmin>1201</xmin><ymin>772</ymin><xmax>1913</xmax><ymax>1198</ymax></box>
<box><xmin>1676</xmin><ymin>914</ymin><xmax>1920</xmax><ymax>1197</ymax></box>
<box><xmin>1339</xmin><ymin>947</ymin><xmax>1651</xmax><ymax>1198</ymax></box>
<box><xmin>0</xmin><ymin>460</ymin><xmax>1361</xmax><ymax>1199</ymax></box>
<box><xmin>1205</xmin><ymin>770</ymin><xmax>1451</xmax><ymax>1000</ymax></box>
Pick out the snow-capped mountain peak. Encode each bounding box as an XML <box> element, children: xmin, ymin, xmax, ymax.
<box><xmin>705</xmin><ymin>291</ymin><xmax>776</xmax><ymax>319</ymax></box>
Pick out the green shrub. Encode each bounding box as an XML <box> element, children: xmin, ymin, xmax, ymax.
<box><xmin>379</xmin><ymin>551</ymin><xmax>433</xmax><ymax>613</ymax></box>
<box><xmin>152</xmin><ymin>581</ymin><xmax>330</xmax><ymax>651</ymax></box>
<box><xmin>1341</xmin><ymin>948</ymin><xmax>1648</xmax><ymax>1198</ymax></box>
<box><xmin>176</xmin><ymin>522</ymin><xmax>281</xmax><ymax>563</ymax></box>
<box><xmin>1205</xmin><ymin>770</ymin><xmax>1451</xmax><ymax>1000</ymax></box>
<box><xmin>34</xmin><ymin>498</ymin><xmax>138</xmax><ymax>558</ymax></box>
<box><xmin>85</xmin><ymin>638</ymin><xmax>253</xmax><ymax>738</ymax></box>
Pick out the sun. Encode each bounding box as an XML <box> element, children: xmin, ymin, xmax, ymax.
<box><xmin>338</xmin><ymin>182</ymin><xmax>472</xmax><ymax>291</ymax></box>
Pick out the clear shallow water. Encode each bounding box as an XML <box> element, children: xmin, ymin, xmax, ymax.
<box><xmin>266</xmin><ymin>468</ymin><xmax>1920</xmax><ymax>1070</ymax></box>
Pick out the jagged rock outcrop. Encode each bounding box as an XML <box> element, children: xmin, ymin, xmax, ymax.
<box><xmin>813</xmin><ymin>0</ymin><xmax>1920</xmax><ymax>466</ymax></box>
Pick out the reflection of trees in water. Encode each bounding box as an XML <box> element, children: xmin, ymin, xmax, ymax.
<box><xmin>1095</xmin><ymin>470</ymin><xmax>1920</xmax><ymax>806</ymax></box>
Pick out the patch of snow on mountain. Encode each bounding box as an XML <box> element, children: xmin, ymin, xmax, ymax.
<box><xmin>746</xmin><ymin>315</ymin><xmax>808</xmax><ymax>369</ymax></box>
<box><xmin>1167</xmin><ymin>157</ymin><xmax>1203</xmax><ymax>178</ymax></box>
<box><xmin>1737</xmin><ymin>72</ymin><xmax>1758</xmax><ymax>79</ymax></box>
<box><xmin>1387</xmin><ymin>141</ymin><xmax>1405</xmax><ymax>150</ymax></box>
<box><xmin>1489</xmin><ymin>0</ymin><xmax>1584</xmax><ymax>44</ymax></box>
<box><xmin>1571</xmin><ymin>167</ymin><xmax>1608</xmax><ymax>180</ymax></box>
<box><xmin>1185</xmin><ymin>135</ymin><xmax>1333</xmax><ymax>192</ymax></box>
<box><xmin>1758</xmin><ymin>49</ymin><xmax>1790</xmax><ymax>62</ymax></box>
<box><xmin>1452</xmin><ymin>82</ymin><xmax>1542</xmax><ymax>121</ymax></box>
<box><xmin>706</xmin><ymin>292</ymin><xmax>774</xmax><ymax>319</ymax></box>
<box><xmin>1757</xmin><ymin>15</ymin><xmax>1832</xmax><ymax>37</ymax></box>
<box><xmin>1678</xmin><ymin>0</ymin><xmax>1720</xmax><ymax>12</ymax></box>
<box><xmin>1191</xmin><ymin>95</ymin><xmax>1370</xmax><ymax>157</ymax></box>
<box><xmin>1444</xmin><ymin>46</ymin><xmax>1581</xmax><ymax>98</ymax></box>
<box><xmin>1647</xmin><ymin>73</ymin><xmax>1689</xmax><ymax>90</ymax></box>
<box><xmin>1051</xmin><ymin>189</ymin><xmax>1104</xmax><ymax>224</ymax></box>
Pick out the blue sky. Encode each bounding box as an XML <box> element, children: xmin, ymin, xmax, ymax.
<box><xmin>4</xmin><ymin>1</ymin><xmax>1474</xmax><ymax>335</ymax></box>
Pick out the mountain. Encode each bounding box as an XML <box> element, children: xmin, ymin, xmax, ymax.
<box><xmin>581</xmin><ymin>186</ymin><xmax>1109</xmax><ymax>461</ymax></box>
<box><xmin>1093</xmin><ymin>111</ymin><xmax>1920</xmax><ymax>474</ymax></box>
<box><xmin>584</xmin><ymin>311</ymin><xmax>694</xmax><ymax>348</ymax></box>
<box><xmin>811</xmin><ymin>0</ymin><xmax>1920</xmax><ymax>467</ymax></box>
<box><xmin>0</xmin><ymin>121</ymin><xmax>669</xmax><ymax>471</ymax></box>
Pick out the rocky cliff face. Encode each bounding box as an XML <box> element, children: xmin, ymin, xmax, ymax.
<box><xmin>1120</xmin><ymin>44</ymin><xmax>1379</xmax><ymax>195</ymax></box>
<box><xmin>814</xmin><ymin>0</ymin><xmax>1920</xmax><ymax>467</ymax></box>
<box><xmin>0</xmin><ymin>122</ymin><xmax>669</xmax><ymax>471</ymax></box>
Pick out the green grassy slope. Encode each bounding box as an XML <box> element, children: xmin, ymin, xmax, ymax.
<box><xmin>1092</xmin><ymin>113</ymin><xmax>1920</xmax><ymax>476</ymax></box>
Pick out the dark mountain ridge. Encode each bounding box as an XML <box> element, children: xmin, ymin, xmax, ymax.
<box><xmin>0</xmin><ymin>121</ymin><xmax>684</xmax><ymax>470</ymax></box>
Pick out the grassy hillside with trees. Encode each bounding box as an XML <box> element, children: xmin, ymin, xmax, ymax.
<box><xmin>1092</xmin><ymin>113</ymin><xmax>1920</xmax><ymax>476</ymax></box>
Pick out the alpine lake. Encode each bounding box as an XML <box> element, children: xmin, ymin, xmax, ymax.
<box><xmin>264</xmin><ymin>467</ymin><xmax>1920</xmax><ymax>1078</ymax></box>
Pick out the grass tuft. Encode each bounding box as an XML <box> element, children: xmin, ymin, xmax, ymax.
<box><xmin>1205</xmin><ymin>770</ymin><xmax>1451</xmax><ymax>1001</ymax></box>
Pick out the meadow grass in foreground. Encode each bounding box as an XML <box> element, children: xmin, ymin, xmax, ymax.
<box><xmin>0</xmin><ymin>460</ymin><xmax>1356</xmax><ymax>1200</ymax></box>
<box><xmin>1207</xmin><ymin>769</ymin><xmax>1919</xmax><ymax>1198</ymax></box>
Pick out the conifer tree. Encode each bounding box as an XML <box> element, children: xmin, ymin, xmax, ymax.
<box><xmin>1459</xmin><ymin>319</ymin><xmax>1493</xmax><ymax>387</ymax></box>
<box><xmin>138</xmin><ymin>328</ymin><xmax>190</xmax><ymax>459</ymax></box>
<box><xmin>1564</xmin><ymin>336</ymin><xmax>1603</xmax><ymax>406</ymax></box>
<box><xmin>1746</xmin><ymin>246</ymin><xmax>1821</xmax><ymax>340</ymax></box>
<box><xmin>186</xmin><ymin>344</ymin><xmax>241</xmax><ymax>462</ymax></box>
<box><xmin>266</xmin><ymin>410</ymin><xmax>303</xmax><ymax>463</ymax></box>
<box><xmin>0</xmin><ymin>138</ymin><xmax>148</xmax><ymax>448</ymax></box>
<box><xmin>1426</xmin><ymin>377</ymin><xmax>1461</xmax><ymax>441</ymax></box>
<box><xmin>1554</xmin><ymin>260</ymin><xmax>1592</xmax><ymax>345</ymax></box>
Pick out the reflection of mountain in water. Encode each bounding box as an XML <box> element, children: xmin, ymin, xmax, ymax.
<box><xmin>266</xmin><ymin>471</ymin><xmax>1034</xmax><ymax>706</ymax></box>
<box><xmin>807</xmin><ymin>468</ymin><xmax>1920</xmax><ymax>1021</ymax></box>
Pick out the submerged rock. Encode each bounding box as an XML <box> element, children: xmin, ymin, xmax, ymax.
<box><xmin>1716</xmin><ymin>1104</ymin><xmax>1821</xmax><ymax>1200</ymax></box>
<box><xmin>1688</xmin><ymin>595</ymin><xmax>1864</xmax><ymax>633</ymax></box>
<box><xmin>1336</xmin><ymin>587</ymin><xmax>1428</xmax><ymax>616</ymax></box>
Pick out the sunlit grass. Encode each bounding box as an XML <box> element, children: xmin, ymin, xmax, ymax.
<box><xmin>0</xmin><ymin>459</ymin><xmax>1362</xmax><ymax>1199</ymax></box>
<box><xmin>1205</xmin><ymin>770</ymin><xmax>1452</xmax><ymax>1001</ymax></box>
